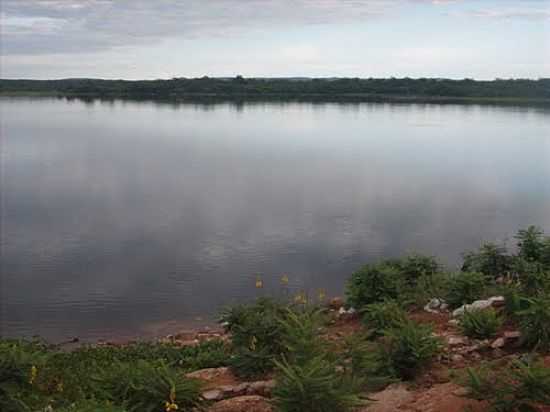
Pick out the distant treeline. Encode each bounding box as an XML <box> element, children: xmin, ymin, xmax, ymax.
<box><xmin>1</xmin><ymin>77</ymin><xmax>550</xmax><ymax>103</ymax></box>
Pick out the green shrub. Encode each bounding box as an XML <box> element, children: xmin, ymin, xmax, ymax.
<box><xmin>361</xmin><ymin>300</ymin><xmax>407</xmax><ymax>338</ymax></box>
<box><xmin>462</xmin><ymin>242</ymin><xmax>512</xmax><ymax>279</ymax></box>
<box><xmin>278</xmin><ymin>308</ymin><xmax>325</xmax><ymax>365</ymax></box>
<box><xmin>516</xmin><ymin>226</ymin><xmax>546</xmax><ymax>262</ymax></box>
<box><xmin>100</xmin><ymin>360</ymin><xmax>202</xmax><ymax>412</ymax></box>
<box><xmin>460</xmin><ymin>308</ymin><xmax>502</xmax><ymax>339</ymax></box>
<box><xmin>446</xmin><ymin>271</ymin><xmax>488</xmax><ymax>308</ymax></box>
<box><xmin>462</xmin><ymin>359</ymin><xmax>550</xmax><ymax>411</ymax></box>
<box><xmin>56</xmin><ymin>399</ymin><xmax>127</xmax><ymax>412</ymax></box>
<box><xmin>346</xmin><ymin>263</ymin><xmax>403</xmax><ymax>308</ymax></box>
<box><xmin>272</xmin><ymin>356</ymin><xmax>363</xmax><ymax>412</ymax></box>
<box><xmin>516</xmin><ymin>294</ymin><xmax>550</xmax><ymax>352</ymax></box>
<box><xmin>513</xmin><ymin>258</ymin><xmax>550</xmax><ymax>296</ymax></box>
<box><xmin>220</xmin><ymin>298</ymin><xmax>287</xmax><ymax>378</ymax></box>
<box><xmin>0</xmin><ymin>340</ymin><xmax>50</xmax><ymax>412</ymax></box>
<box><xmin>379</xmin><ymin>320</ymin><xmax>441</xmax><ymax>380</ymax></box>
<box><xmin>229</xmin><ymin>346</ymin><xmax>275</xmax><ymax>379</ymax></box>
<box><xmin>393</xmin><ymin>254</ymin><xmax>441</xmax><ymax>286</ymax></box>
<box><xmin>341</xmin><ymin>334</ymin><xmax>396</xmax><ymax>392</ymax></box>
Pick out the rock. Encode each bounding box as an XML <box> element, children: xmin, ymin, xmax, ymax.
<box><xmin>186</xmin><ymin>367</ymin><xmax>232</xmax><ymax>382</ymax></box>
<box><xmin>489</xmin><ymin>296</ymin><xmax>505</xmax><ymax>307</ymax></box>
<box><xmin>448</xmin><ymin>319</ymin><xmax>460</xmax><ymax>326</ymax></box>
<box><xmin>329</xmin><ymin>297</ymin><xmax>344</xmax><ymax>310</ymax></box>
<box><xmin>207</xmin><ymin>395</ymin><xmax>273</xmax><ymax>412</ymax></box>
<box><xmin>491</xmin><ymin>338</ymin><xmax>505</xmax><ymax>349</ymax></box>
<box><xmin>447</xmin><ymin>336</ymin><xmax>468</xmax><ymax>347</ymax></box>
<box><xmin>451</xmin><ymin>354</ymin><xmax>465</xmax><ymax>364</ymax></box>
<box><xmin>504</xmin><ymin>331</ymin><xmax>521</xmax><ymax>340</ymax></box>
<box><xmin>424</xmin><ymin>298</ymin><xmax>443</xmax><ymax>313</ymax></box>
<box><xmin>203</xmin><ymin>389</ymin><xmax>224</xmax><ymax>401</ymax></box>
<box><xmin>452</xmin><ymin>387</ymin><xmax>471</xmax><ymax>397</ymax></box>
<box><xmin>406</xmin><ymin>382</ymin><xmax>487</xmax><ymax>412</ymax></box>
<box><xmin>452</xmin><ymin>296</ymin><xmax>504</xmax><ymax>317</ymax></box>
<box><xmin>361</xmin><ymin>384</ymin><xmax>414</xmax><ymax>412</ymax></box>
<box><xmin>246</xmin><ymin>380</ymin><xmax>275</xmax><ymax>397</ymax></box>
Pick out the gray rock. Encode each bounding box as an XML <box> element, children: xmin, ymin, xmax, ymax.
<box><xmin>452</xmin><ymin>296</ymin><xmax>504</xmax><ymax>317</ymax></box>
<box><xmin>203</xmin><ymin>389</ymin><xmax>224</xmax><ymax>401</ymax></box>
<box><xmin>491</xmin><ymin>338</ymin><xmax>505</xmax><ymax>349</ymax></box>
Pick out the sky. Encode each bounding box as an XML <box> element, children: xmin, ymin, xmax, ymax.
<box><xmin>0</xmin><ymin>0</ymin><xmax>549</xmax><ymax>80</ymax></box>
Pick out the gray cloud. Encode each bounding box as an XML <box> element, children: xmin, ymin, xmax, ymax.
<box><xmin>2</xmin><ymin>0</ymin><xmax>455</xmax><ymax>55</ymax></box>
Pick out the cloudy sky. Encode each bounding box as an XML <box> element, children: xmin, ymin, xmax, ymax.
<box><xmin>1</xmin><ymin>0</ymin><xmax>549</xmax><ymax>80</ymax></box>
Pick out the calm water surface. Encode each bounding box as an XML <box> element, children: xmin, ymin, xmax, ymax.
<box><xmin>1</xmin><ymin>97</ymin><xmax>549</xmax><ymax>341</ymax></box>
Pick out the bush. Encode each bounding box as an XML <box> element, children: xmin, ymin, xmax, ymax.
<box><xmin>346</xmin><ymin>263</ymin><xmax>403</xmax><ymax>308</ymax></box>
<box><xmin>446</xmin><ymin>271</ymin><xmax>488</xmax><ymax>308</ymax></box>
<box><xmin>379</xmin><ymin>320</ymin><xmax>441</xmax><ymax>380</ymax></box>
<box><xmin>513</xmin><ymin>258</ymin><xmax>550</xmax><ymax>296</ymax></box>
<box><xmin>0</xmin><ymin>340</ymin><xmax>49</xmax><ymax>412</ymax></box>
<box><xmin>220</xmin><ymin>298</ymin><xmax>287</xmax><ymax>378</ymax></box>
<box><xmin>361</xmin><ymin>300</ymin><xmax>407</xmax><ymax>338</ymax></box>
<box><xmin>100</xmin><ymin>360</ymin><xmax>202</xmax><ymax>412</ymax></box>
<box><xmin>516</xmin><ymin>226</ymin><xmax>546</xmax><ymax>262</ymax></box>
<box><xmin>393</xmin><ymin>254</ymin><xmax>441</xmax><ymax>286</ymax></box>
<box><xmin>460</xmin><ymin>308</ymin><xmax>502</xmax><ymax>339</ymax></box>
<box><xmin>278</xmin><ymin>308</ymin><xmax>325</xmax><ymax>365</ymax></box>
<box><xmin>463</xmin><ymin>359</ymin><xmax>550</xmax><ymax>411</ymax></box>
<box><xmin>272</xmin><ymin>356</ymin><xmax>363</xmax><ymax>412</ymax></box>
<box><xmin>462</xmin><ymin>242</ymin><xmax>512</xmax><ymax>279</ymax></box>
<box><xmin>341</xmin><ymin>334</ymin><xmax>396</xmax><ymax>391</ymax></box>
<box><xmin>516</xmin><ymin>294</ymin><xmax>550</xmax><ymax>352</ymax></box>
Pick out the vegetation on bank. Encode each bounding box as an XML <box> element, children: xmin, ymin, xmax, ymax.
<box><xmin>1</xmin><ymin>77</ymin><xmax>550</xmax><ymax>104</ymax></box>
<box><xmin>2</xmin><ymin>225</ymin><xmax>550</xmax><ymax>411</ymax></box>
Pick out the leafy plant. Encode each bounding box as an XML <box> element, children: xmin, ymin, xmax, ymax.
<box><xmin>278</xmin><ymin>307</ymin><xmax>325</xmax><ymax>365</ymax></box>
<box><xmin>361</xmin><ymin>300</ymin><xmax>407</xmax><ymax>338</ymax></box>
<box><xmin>100</xmin><ymin>360</ymin><xmax>203</xmax><ymax>412</ymax></box>
<box><xmin>462</xmin><ymin>242</ymin><xmax>512</xmax><ymax>279</ymax></box>
<box><xmin>341</xmin><ymin>334</ymin><xmax>396</xmax><ymax>391</ymax></box>
<box><xmin>460</xmin><ymin>308</ymin><xmax>502</xmax><ymax>339</ymax></box>
<box><xmin>220</xmin><ymin>298</ymin><xmax>288</xmax><ymax>378</ymax></box>
<box><xmin>516</xmin><ymin>294</ymin><xmax>550</xmax><ymax>352</ymax></box>
<box><xmin>272</xmin><ymin>356</ymin><xmax>363</xmax><ymax>412</ymax></box>
<box><xmin>0</xmin><ymin>340</ymin><xmax>50</xmax><ymax>412</ymax></box>
<box><xmin>512</xmin><ymin>258</ymin><xmax>550</xmax><ymax>296</ymax></box>
<box><xmin>379</xmin><ymin>320</ymin><xmax>441</xmax><ymax>379</ymax></box>
<box><xmin>446</xmin><ymin>271</ymin><xmax>488</xmax><ymax>308</ymax></box>
<box><xmin>462</xmin><ymin>359</ymin><xmax>550</xmax><ymax>411</ymax></box>
<box><xmin>346</xmin><ymin>262</ymin><xmax>403</xmax><ymax>308</ymax></box>
<box><xmin>516</xmin><ymin>226</ymin><xmax>546</xmax><ymax>263</ymax></box>
<box><xmin>393</xmin><ymin>254</ymin><xmax>441</xmax><ymax>286</ymax></box>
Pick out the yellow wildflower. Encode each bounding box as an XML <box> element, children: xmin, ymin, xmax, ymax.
<box><xmin>294</xmin><ymin>292</ymin><xmax>307</xmax><ymax>305</ymax></box>
<box><xmin>165</xmin><ymin>401</ymin><xmax>178</xmax><ymax>411</ymax></box>
<box><xmin>165</xmin><ymin>387</ymin><xmax>178</xmax><ymax>411</ymax></box>
<box><xmin>56</xmin><ymin>381</ymin><xmax>64</xmax><ymax>393</ymax></box>
<box><xmin>29</xmin><ymin>365</ymin><xmax>37</xmax><ymax>385</ymax></box>
<box><xmin>250</xmin><ymin>335</ymin><xmax>257</xmax><ymax>351</ymax></box>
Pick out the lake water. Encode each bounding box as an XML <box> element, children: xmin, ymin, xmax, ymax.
<box><xmin>1</xmin><ymin>97</ymin><xmax>549</xmax><ymax>342</ymax></box>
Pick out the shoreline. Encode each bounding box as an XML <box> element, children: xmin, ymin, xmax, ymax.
<box><xmin>2</xmin><ymin>91</ymin><xmax>550</xmax><ymax>107</ymax></box>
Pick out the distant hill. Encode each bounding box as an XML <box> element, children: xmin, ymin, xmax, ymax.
<box><xmin>1</xmin><ymin>77</ymin><xmax>549</xmax><ymax>104</ymax></box>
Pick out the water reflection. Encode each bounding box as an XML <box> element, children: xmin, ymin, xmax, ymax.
<box><xmin>1</xmin><ymin>97</ymin><xmax>549</xmax><ymax>341</ymax></box>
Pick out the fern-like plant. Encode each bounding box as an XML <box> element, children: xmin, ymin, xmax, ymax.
<box><xmin>462</xmin><ymin>359</ymin><xmax>550</xmax><ymax>411</ymax></box>
<box><xmin>446</xmin><ymin>271</ymin><xmax>488</xmax><ymax>308</ymax></box>
<box><xmin>361</xmin><ymin>300</ymin><xmax>407</xmax><ymax>338</ymax></box>
<box><xmin>272</xmin><ymin>356</ymin><xmax>363</xmax><ymax>412</ymax></box>
<box><xmin>379</xmin><ymin>320</ymin><xmax>441</xmax><ymax>380</ymax></box>
<box><xmin>460</xmin><ymin>308</ymin><xmax>502</xmax><ymax>339</ymax></box>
